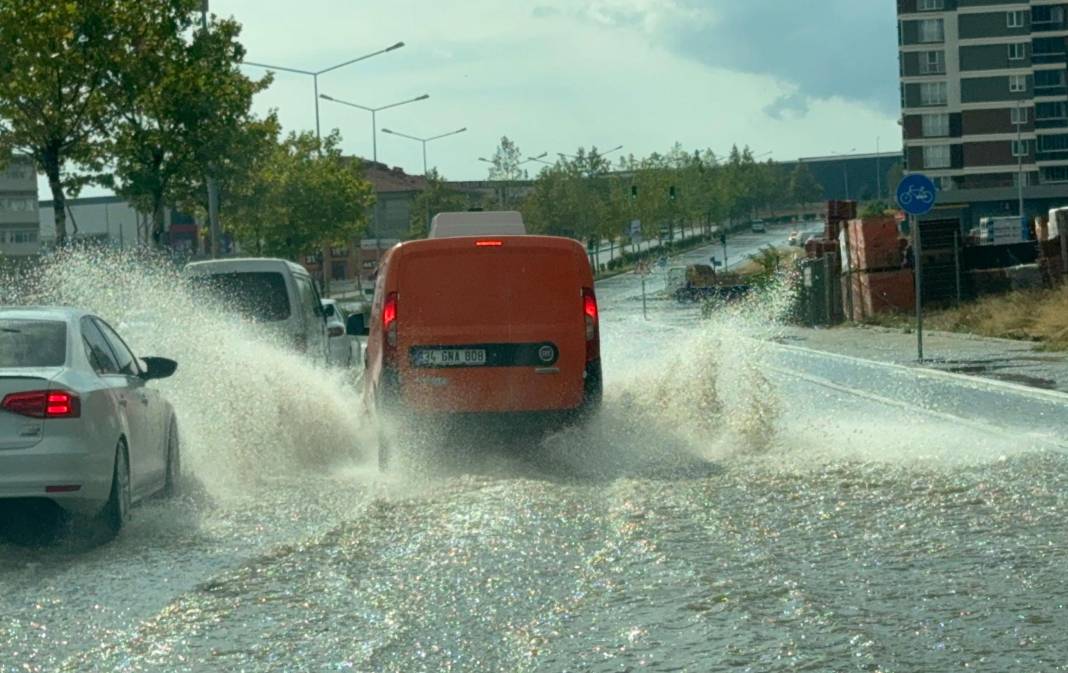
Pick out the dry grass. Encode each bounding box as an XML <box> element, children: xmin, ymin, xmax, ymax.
<box><xmin>861</xmin><ymin>286</ymin><xmax>1068</xmax><ymax>351</ymax></box>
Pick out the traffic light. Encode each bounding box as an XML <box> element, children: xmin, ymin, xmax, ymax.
<box><xmin>719</xmin><ymin>232</ymin><xmax>727</xmax><ymax>245</ymax></box>
<box><xmin>669</xmin><ymin>185</ymin><xmax>676</xmax><ymax>200</ymax></box>
<box><xmin>630</xmin><ymin>185</ymin><xmax>638</xmax><ymax>198</ymax></box>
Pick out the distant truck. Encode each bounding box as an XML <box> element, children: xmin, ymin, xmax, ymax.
<box><xmin>668</xmin><ymin>264</ymin><xmax>751</xmax><ymax>303</ymax></box>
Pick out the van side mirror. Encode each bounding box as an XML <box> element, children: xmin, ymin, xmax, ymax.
<box><xmin>323</xmin><ymin>303</ymin><xmax>336</xmax><ymax>318</ymax></box>
<box><xmin>346</xmin><ymin>314</ymin><xmax>369</xmax><ymax>336</ymax></box>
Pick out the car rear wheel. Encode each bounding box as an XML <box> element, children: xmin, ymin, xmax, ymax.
<box><xmin>163</xmin><ymin>420</ymin><xmax>181</xmax><ymax>498</ymax></box>
<box><xmin>100</xmin><ymin>441</ymin><xmax>131</xmax><ymax>536</ymax></box>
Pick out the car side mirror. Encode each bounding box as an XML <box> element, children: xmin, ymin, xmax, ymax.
<box><xmin>346</xmin><ymin>314</ymin><xmax>369</xmax><ymax>336</ymax></box>
<box><xmin>140</xmin><ymin>356</ymin><xmax>178</xmax><ymax>381</ymax></box>
<box><xmin>323</xmin><ymin>304</ymin><xmax>335</xmax><ymax>318</ymax></box>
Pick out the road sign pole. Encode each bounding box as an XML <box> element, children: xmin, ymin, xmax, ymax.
<box><xmin>897</xmin><ymin>173</ymin><xmax>937</xmax><ymax>363</ymax></box>
<box><xmin>913</xmin><ymin>214</ymin><xmax>924</xmax><ymax>362</ymax></box>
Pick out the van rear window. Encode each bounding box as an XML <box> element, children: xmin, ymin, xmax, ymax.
<box><xmin>188</xmin><ymin>272</ymin><xmax>292</xmax><ymax>322</ymax></box>
<box><xmin>0</xmin><ymin>319</ymin><xmax>67</xmax><ymax>367</ymax></box>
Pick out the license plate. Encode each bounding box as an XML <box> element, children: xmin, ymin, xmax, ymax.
<box><xmin>414</xmin><ymin>348</ymin><xmax>487</xmax><ymax>367</ymax></box>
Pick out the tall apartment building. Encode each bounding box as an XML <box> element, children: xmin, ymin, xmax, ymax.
<box><xmin>0</xmin><ymin>154</ymin><xmax>39</xmax><ymax>257</ymax></box>
<box><xmin>898</xmin><ymin>0</ymin><xmax>1068</xmax><ymax>227</ymax></box>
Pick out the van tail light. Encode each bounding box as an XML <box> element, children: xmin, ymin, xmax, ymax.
<box><xmin>475</xmin><ymin>240</ymin><xmax>503</xmax><ymax>247</ymax></box>
<box><xmin>1</xmin><ymin>390</ymin><xmax>81</xmax><ymax>419</ymax></box>
<box><xmin>383</xmin><ymin>292</ymin><xmax>399</xmax><ymax>350</ymax></box>
<box><xmin>582</xmin><ymin>287</ymin><xmax>599</xmax><ymax>362</ymax></box>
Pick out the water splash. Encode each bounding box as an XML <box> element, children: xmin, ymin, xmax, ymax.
<box><xmin>5</xmin><ymin>247</ymin><xmax>368</xmax><ymax>497</ymax></box>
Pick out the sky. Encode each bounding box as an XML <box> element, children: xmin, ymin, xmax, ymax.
<box><xmin>44</xmin><ymin>0</ymin><xmax>903</xmax><ymax>197</ymax></box>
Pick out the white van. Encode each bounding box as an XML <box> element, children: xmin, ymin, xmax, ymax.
<box><xmin>182</xmin><ymin>258</ymin><xmax>329</xmax><ymax>363</ymax></box>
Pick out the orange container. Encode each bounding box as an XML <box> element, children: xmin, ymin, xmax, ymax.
<box><xmin>847</xmin><ymin>217</ymin><xmax>903</xmax><ymax>272</ymax></box>
<box><xmin>846</xmin><ymin>269</ymin><xmax>915</xmax><ymax>321</ymax></box>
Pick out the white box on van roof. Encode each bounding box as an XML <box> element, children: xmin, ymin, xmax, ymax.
<box><xmin>429</xmin><ymin>211</ymin><xmax>526</xmax><ymax>239</ymax></box>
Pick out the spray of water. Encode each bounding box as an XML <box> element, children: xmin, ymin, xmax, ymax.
<box><xmin>5</xmin><ymin>247</ymin><xmax>369</xmax><ymax>497</ymax></box>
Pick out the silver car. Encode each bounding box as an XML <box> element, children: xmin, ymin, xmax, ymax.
<box><xmin>0</xmin><ymin>307</ymin><xmax>180</xmax><ymax>535</ymax></box>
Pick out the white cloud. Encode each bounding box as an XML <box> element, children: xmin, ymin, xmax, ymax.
<box><xmin>39</xmin><ymin>0</ymin><xmax>901</xmax><ymax>198</ymax></box>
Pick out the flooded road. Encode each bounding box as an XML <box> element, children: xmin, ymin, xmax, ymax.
<box><xmin>3</xmin><ymin>249</ymin><xmax>1068</xmax><ymax>672</ymax></box>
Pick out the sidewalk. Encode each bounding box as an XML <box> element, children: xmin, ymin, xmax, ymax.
<box><xmin>775</xmin><ymin>324</ymin><xmax>1068</xmax><ymax>393</ymax></box>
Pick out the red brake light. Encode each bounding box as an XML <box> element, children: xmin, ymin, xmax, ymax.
<box><xmin>582</xmin><ymin>287</ymin><xmax>600</xmax><ymax>362</ymax></box>
<box><xmin>1</xmin><ymin>390</ymin><xmax>81</xmax><ymax>419</ymax></box>
<box><xmin>383</xmin><ymin>292</ymin><xmax>399</xmax><ymax>348</ymax></box>
<box><xmin>475</xmin><ymin>240</ymin><xmax>503</xmax><ymax>247</ymax></box>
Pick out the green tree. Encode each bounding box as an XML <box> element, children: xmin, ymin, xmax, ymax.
<box><xmin>105</xmin><ymin>2</ymin><xmax>271</xmax><ymax>246</ymax></box>
<box><xmin>0</xmin><ymin>0</ymin><xmax>125</xmax><ymax>245</ymax></box>
<box><xmin>485</xmin><ymin>135</ymin><xmax>525</xmax><ymax>207</ymax></box>
<box><xmin>408</xmin><ymin>169</ymin><xmax>472</xmax><ymax>239</ymax></box>
<box><xmin>227</xmin><ymin>131</ymin><xmax>375</xmax><ymax>259</ymax></box>
<box><xmin>789</xmin><ymin>162</ymin><xmax>824</xmax><ymax>207</ymax></box>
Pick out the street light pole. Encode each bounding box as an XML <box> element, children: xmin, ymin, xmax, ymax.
<box><xmin>243</xmin><ymin>41</ymin><xmax>405</xmax><ymax>147</ymax></box>
<box><xmin>319</xmin><ymin>93</ymin><xmax>430</xmax><ymax>164</ymax></box>
<box><xmin>382</xmin><ymin>127</ymin><xmax>467</xmax><ymax>176</ymax></box>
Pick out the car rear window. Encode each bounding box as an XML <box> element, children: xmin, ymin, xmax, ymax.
<box><xmin>188</xmin><ymin>272</ymin><xmax>291</xmax><ymax>321</ymax></box>
<box><xmin>0</xmin><ymin>319</ymin><xmax>67</xmax><ymax>367</ymax></box>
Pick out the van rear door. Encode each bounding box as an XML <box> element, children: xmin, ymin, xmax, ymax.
<box><xmin>397</xmin><ymin>237</ymin><xmax>588</xmax><ymax>413</ymax></box>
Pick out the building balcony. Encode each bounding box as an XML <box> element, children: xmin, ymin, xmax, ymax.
<box><xmin>1037</xmin><ymin>149</ymin><xmax>1068</xmax><ymax>162</ymax></box>
<box><xmin>1036</xmin><ymin>118</ymin><xmax>1068</xmax><ymax>129</ymax></box>
<box><xmin>1035</xmin><ymin>85</ymin><xmax>1068</xmax><ymax>98</ymax></box>
<box><xmin>1032</xmin><ymin>52</ymin><xmax>1068</xmax><ymax>65</ymax></box>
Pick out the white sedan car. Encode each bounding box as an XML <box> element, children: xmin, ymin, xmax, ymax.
<box><xmin>0</xmin><ymin>307</ymin><xmax>180</xmax><ymax>535</ymax></box>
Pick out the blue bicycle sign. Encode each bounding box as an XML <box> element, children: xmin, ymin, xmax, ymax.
<box><xmin>897</xmin><ymin>174</ymin><xmax>938</xmax><ymax>216</ymax></box>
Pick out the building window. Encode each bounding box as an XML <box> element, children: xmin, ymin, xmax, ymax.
<box><xmin>920</xmin><ymin>50</ymin><xmax>945</xmax><ymax>74</ymax></box>
<box><xmin>1007</xmin><ymin>10</ymin><xmax>1026</xmax><ymax>28</ymax></box>
<box><xmin>919</xmin><ymin>18</ymin><xmax>944</xmax><ymax>43</ymax></box>
<box><xmin>331</xmin><ymin>261</ymin><xmax>347</xmax><ymax>281</ymax></box>
<box><xmin>1033</xmin><ymin>6</ymin><xmax>1066</xmax><ymax>26</ymax></box>
<box><xmin>1008</xmin><ymin>43</ymin><xmax>1027</xmax><ymax>61</ymax></box>
<box><xmin>1011</xmin><ymin>139</ymin><xmax>1030</xmax><ymax>157</ymax></box>
<box><xmin>923</xmin><ymin>145</ymin><xmax>952</xmax><ymax>168</ymax></box>
<box><xmin>922</xmin><ymin>113</ymin><xmax>951</xmax><ymax>137</ymax></box>
<box><xmin>1042</xmin><ymin>166</ymin><xmax>1068</xmax><ymax>183</ymax></box>
<box><xmin>329</xmin><ymin>247</ymin><xmax>348</xmax><ymax>257</ymax></box>
<box><xmin>919</xmin><ymin>0</ymin><xmax>944</xmax><ymax>10</ymax></box>
<box><xmin>920</xmin><ymin>81</ymin><xmax>948</xmax><ymax>106</ymax></box>
<box><xmin>1009</xmin><ymin>75</ymin><xmax>1027</xmax><ymax>93</ymax></box>
<box><xmin>936</xmin><ymin>176</ymin><xmax>955</xmax><ymax>191</ymax></box>
<box><xmin>1011</xmin><ymin>107</ymin><xmax>1029</xmax><ymax>125</ymax></box>
<box><xmin>1038</xmin><ymin>134</ymin><xmax>1068</xmax><ymax>151</ymax></box>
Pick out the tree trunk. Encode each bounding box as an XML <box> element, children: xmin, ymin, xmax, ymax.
<box><xmin>152</xmin><ymin>197</ymin><xmax>166</xmax><ymax>248</ymax></box>
<box><xmin>44</xmin><ymin>161</ymin><xmax>67</xmax><ymax>247</ymax></box>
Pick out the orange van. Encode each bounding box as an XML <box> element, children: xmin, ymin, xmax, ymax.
<box><xmin>356</xmin><ymin>212</ymin><xmax>602</xmax><ymax>466</ymax></box>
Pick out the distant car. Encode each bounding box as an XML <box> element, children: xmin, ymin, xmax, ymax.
<box><xmin>182</xmin><ymin>258</ymin><xmax>329</xmax><ymax>364</ymax></box>
<box><xmin>751</xmin><ymin>220</ymin><xmax>767</xmax><ymax>233</ymax></box>
<box><xmin>0</xmin><ymin>307</ymin><xmax>180</xmax><ymax>536</ymax></box>
<box><xmin>321</xmin><ymin>298</ymin><xmax>360</xmax><ymax>369</ymax></box>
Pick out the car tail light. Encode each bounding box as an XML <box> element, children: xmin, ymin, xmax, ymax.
<box><xmin>1</xmin><ymin>390</ymin><xmax>81</xmax><ymax>419</ymax></box>
<box><xmin>475</xmin><ymin>240</ymin><xmax>503</xmax><ymax>247</ymax></box>
<box><xmin>582</xmin><ymin>287</ymin><xmax>599</xmax><ymax>362</ymax></box>
<box><xmin>383</xmin><ymin>291</ymin><xmax>399</xmax><ymax>349</ymax></box>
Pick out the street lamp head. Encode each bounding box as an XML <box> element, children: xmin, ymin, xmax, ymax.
<box><xmin>478</xmin><ymin>157</ymin><xmax>492</xmax><ymax>163</ymax></box>
<box><xmin>319</xmin><ymin>94</ymin><xmax>334</xmax><ymax>100</ymax></box>
<box><xmin>388</xmin><ymin>41</ymin><xmax>405</xmax><ymax>51</ymax></box>
<box><xmin>381</xmin><ymin>128</ymin><xmax>395</xmax><ymax>134</ymax></box>
<box><xmin>416</xmin><ymin>94</ymin><xmax>430</xmax><ymax>101</ymax></box>
<box><xmin>533</xmin><ymin>151</ymin><xmax>548</xmax><ymax>160</ymax></box>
